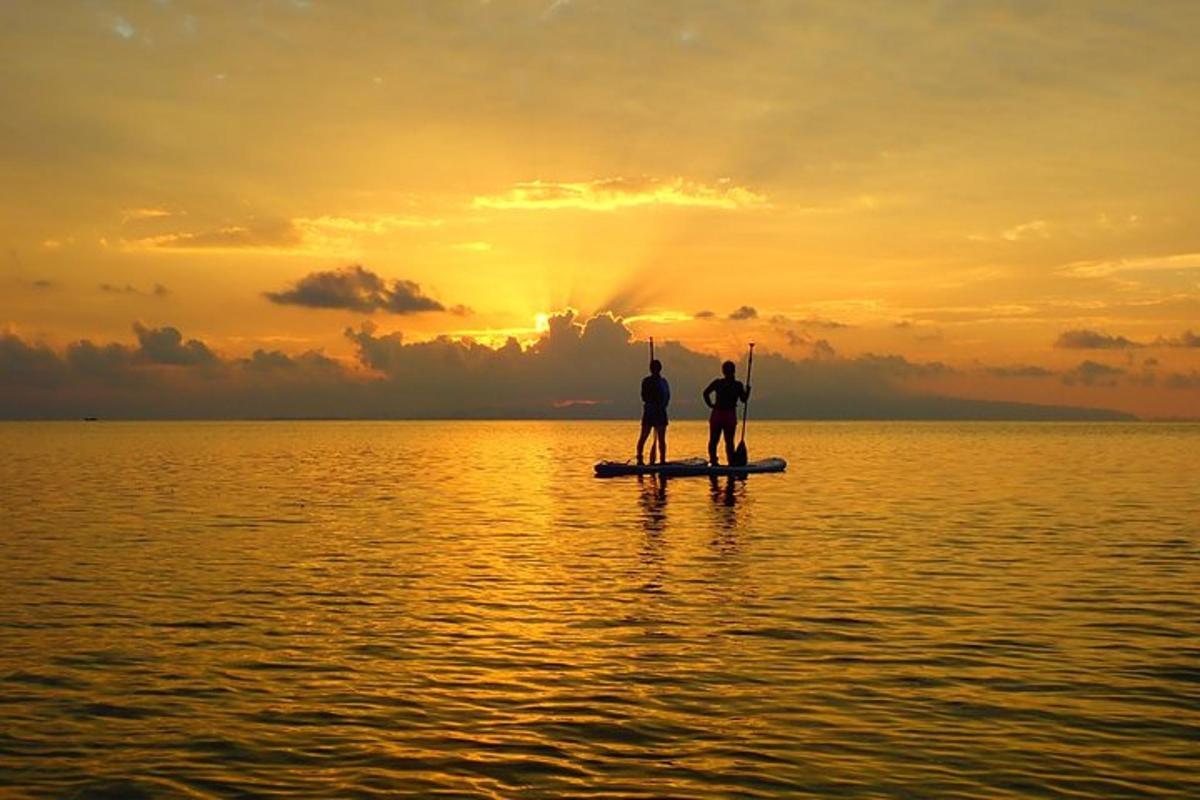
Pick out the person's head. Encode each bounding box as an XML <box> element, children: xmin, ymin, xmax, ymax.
<box><xmin>649</xmin><ymin>359</ymin><xmax>662</xmax><ymax>375</ymax></box>
<box><xmin>721</xmin><ymin>360</ymin><xmax>736</xmax><ymax>378</ymax></box>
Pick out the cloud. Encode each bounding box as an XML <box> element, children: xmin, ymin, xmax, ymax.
<box><xmin>1001</xmin><ymin>220</ymin><xmax>1049</xmax><ymax>241</ymax></box>
<box><xmin>1060</xmin><ymin>252</ymin><xmax>1200</xmax><ymax>279</ymax></box>
<box><xmin>123</xmin><ymin>214</ymin><xmax>443</xmax><ymax>255</ymax></box>
<box><xmin>133</xmin><ymin>323</ymin><xmax>217</xmax><ymax>366</ymax></box>
<box><xmin>693</xmin><ymin>310</ymin><xmax>716</xmax><ymax>319</ymax></box>
<box><xmin>729</xmin><ymin>305</ymin><xmax>758</xmax><ymax>321</ymax></box>
<box><xmin>122</xmin><ymin>208</ymin><xmax>174</xmax><ymax>223</ymax></box>
<box><xmin>239</xmin><ymin>348</ymin><xmax>340</xmax><ymax>374</ymax></box>
<box><xmin>1155</xmin><ymin>330</ymin><xmax>1200</xmax><ymax>348</ymax></box>
<box><xmin>0</xmin><ymin>333</ymin><xmax>65</xmax><ymax>389</ymax></box>
<box><xmin>783</xmin><ymin>329</ymin><xmax>809</xmax><ymax>347</ymax></box>
<box><xmin>811</xmin><ymin>339</ymin><xmax>836</xmax><ymax>360</ymax></box>
<box><xmin>771</xmin><ymin>314</ymin><xmax>851</xmax><ymax>330</ymax></box>
<box><xmin>1055</xmin><ymin>329</ymin><xmax>1142</xmax><ymax>349</ymax></box>
<box><xmin>986</xmin><ymin>365</ymin><xmax>1056</xmax><ymax>379</ymax></box>
<box><xmin>264</xmin><ymin>265</ymin><xmax>446</xmax><ymax>314</ymax></box>
<box><xmin>473</xmin><ymin>177</ymin><xmax>767</xmax><ymax>212</ymax></box>
<box><xmin>131</xmin><ymin>218</ymin><xmax>303</xmax><ymax>251</ymax></box>
<box><xmin>100</xmin><ymin>282</ymin><xmax>170</xmax><ymax>297</ymax></box>
<box><xmin>1062</xmin><ymin>360</ymin><xmax>1126</xmax><ymax>386</ymax></box>
<box><xmin>31</xmin><ymin>279</ymin><xmax>56</xmax><ymax>290</ymax></box>
<box><xmin>111</xmin><ymin>16</ymin><xmax>136</xmax><ymax>40</ymax></box>
<box><xmin>0</xmin><ymin>314</ymin><xmax>1137</xmax><ymax>420</ymax></box>
<box><xmin>1164</xmin><ymin>371</ymin><xmax>1200</xmax><ymax>389</ymax></box>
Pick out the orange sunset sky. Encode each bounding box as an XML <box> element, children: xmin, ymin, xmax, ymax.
<box><xmin>2</xmin><ymin>1</ymin><xmax>1198</xmax><ymax>418</ymax></box>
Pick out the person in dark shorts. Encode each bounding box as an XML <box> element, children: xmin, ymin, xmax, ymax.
<box><xmin>703</xmin><ymin>360</ymin><xmax>750</xmax><ymax>466</ymax></box>
<box><xmin>636</xmin><ymin>359</ymin><xmax>670</xmax><ymax>465</ymax></box>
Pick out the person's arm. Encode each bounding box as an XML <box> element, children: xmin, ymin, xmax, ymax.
<box><xmin>661</xmin><ymin>378</ymin><xmax>671</xmax><ymax>407</ymax></box>
<box><xmin>740</xmin><ymin>381</ymin><xmax>750</xmax><ymax>402</ymax></box>
<box><xmin>703</xmin><ymin>380</ymin><xmax>716</xmax><ymax>408</ymax></box>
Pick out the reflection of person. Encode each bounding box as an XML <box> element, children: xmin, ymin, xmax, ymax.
<box><xmin>636</xmin><ymin>359</ymin><xmax>670</xmax><ymax>465</ymax></box>
<box><xmin>709</xmin><ymin>474</ymin><xmax>737</xmax><ymax>508</ymax></box>
<box><xmin>703</xmin><ymin>360</ymin><xmax>750</xmax><ymax>466</ymax></box>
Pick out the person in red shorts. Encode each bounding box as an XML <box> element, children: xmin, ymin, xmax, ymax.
<box><xmin>703</xmin><ymin>360</ymin><xmax>750</xmax><ymax>466</ymax></box>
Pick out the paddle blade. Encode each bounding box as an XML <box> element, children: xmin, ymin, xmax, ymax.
<box><xmin>732</xmin><ymin>442</ymin><xmax>748</xmax><ymax>467</ymax></box>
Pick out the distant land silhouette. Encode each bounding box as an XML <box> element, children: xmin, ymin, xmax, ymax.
<box><xmin>1</xmin><ymin>313</ymin><xmax>1136</xmax><ymax>421</ymax></box>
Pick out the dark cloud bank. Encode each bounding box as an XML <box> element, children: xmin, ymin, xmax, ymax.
<box><xmin>1</xmin><ymin>312</ymin><xmax>1136</xmax><ymax>420</ymax></box>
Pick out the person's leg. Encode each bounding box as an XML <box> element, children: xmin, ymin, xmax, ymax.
<box><xmin>723</xmin><ymin>422</ymin><xmax>737</xmax><ymax>464</ymax></box>
<box><xmin>655</xmin><ymin>424</ymin><xmax>667</xmax><ymax>463</ymax></box>
<box><xmin>636</xmin><ymin>422</ymin><xmax>651</xmax><ymax>464</ymax></box>
<box><xmin>708</xmin><ymin>418</ymin><xmax>721</xmax><ymax>465</ymax></box>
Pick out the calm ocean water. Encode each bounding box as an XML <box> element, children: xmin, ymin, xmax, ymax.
<box><xmin>1</xmin><ymin>421</ymin><xmax>1197</xmax><ymax>799</ymax></box>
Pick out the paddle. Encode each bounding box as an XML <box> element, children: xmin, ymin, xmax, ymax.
<box><xmin>732</xmin><ymin>342</ymin><xmax>754</xmax><ymax>467</ymax></box>
<box><xmin>648</xmin><ymin>337</ymin><xmax>658</xmax><ymax>464</ymax></box>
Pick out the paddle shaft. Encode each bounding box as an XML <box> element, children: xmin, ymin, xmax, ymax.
<box><xmin>738</xmin><ymin>343</ymin><xmax>754</xmax><ymax>445</ymax></box>
<box><xmin>649</xmin><ymin>337</ymin><xmax>657</xmax><ymax>462</ymax></box>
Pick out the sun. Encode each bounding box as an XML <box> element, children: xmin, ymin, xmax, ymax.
<box><xmin>534</xmin><ymin>313</ymin><xmax>550</xmax><ymax>333</ymax></box>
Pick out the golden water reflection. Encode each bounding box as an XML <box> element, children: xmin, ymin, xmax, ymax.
<box><xmin>0</xmin><ymin>421</ymin><xmax>1197</xmax><ymax>798</ymax></box>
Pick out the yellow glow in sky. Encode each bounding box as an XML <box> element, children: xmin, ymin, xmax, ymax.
<box><xmin>0</xmin><ymin>1</ymin><xmax>1197</xmax><ymax>417</ymax></box>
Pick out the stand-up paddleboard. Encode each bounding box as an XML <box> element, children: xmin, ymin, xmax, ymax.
<box><xmin>594</xmin><ymin>457</ymin><xmax>786</xmax><ymax>478</ymax></box>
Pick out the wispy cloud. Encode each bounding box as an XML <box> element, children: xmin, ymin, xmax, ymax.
<box><xmin>1001</xmin><ymin>220</ymin><xmax>1050</xmax><ymax>242</ymax></box>
<box><xmin>100</xmin><ymin>282</ymin><xmax>170</xmax><ymax>298</ymax></box>
<box><xmin>473</xmin><ymin>177</ymin><xmax>767</xmax><ymax>212</ymax></box>
<box><xmin>986</xmin><ymin>365</ymin><xmax>1056</xmax><ymax>379</ymax></box>
<box><xmin>122</xmin><ymin>208</ymin><xmax>174</xmax><ymax>223</ymax></box>
<box><xmin>111</xmin><ymin>16</ymin><xmax>136</xmax><ymax>40</ymax></box>
<box><xmin>1055</xmin><ymin>329</ymin><xmax>1142</xmax><ymax>349</ymax></box>
<box><xmin>1061</xmin><ymin>252</ymin><xmax>1200</xmax><ymax>278</ymax></box>
<box><xmin>122</xmin><ymin>213</ymin><xmax>443</xmax><ymax>254</ymax></box>
<box><xmin>128</xmin><ymin>219</ymin><xmax>303</xmax><ymax>251</ymax></box>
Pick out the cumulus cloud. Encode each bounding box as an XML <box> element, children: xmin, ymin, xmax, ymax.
<box><xmin>729</xmin><ymin>305</ymin><xmax>758</xmax><ymax>321</ymax></box>
<box><xmin>265</xmin><ymin>265</ymin><xmax>446</xmax><ymax>314</ymax></box>
<box><xmin>1055</xmin><ymin>329</ymin><xmax>1142</xmax><ymax>349</ymax></box>
<box><xmin>133</xmin><ymin>323</ymin><xmax>217</xmax><ymax>366</ymax></box>
<box><xmin>473</xmin><ymin>177</ymin><xmax>767</xmax><ymax>212</ymax></box>
<box><xmin>0</xmin><ymin>314</ymin><xmax>1136</xmax><ymax>420</ymax></box>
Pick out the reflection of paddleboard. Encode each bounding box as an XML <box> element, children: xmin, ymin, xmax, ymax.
<box><xmin>594</xmin><ymin>457</ymin><xmax>787</xmax><ymax>478</ymax></box>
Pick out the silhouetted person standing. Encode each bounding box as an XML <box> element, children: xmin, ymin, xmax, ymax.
<box><xmin>636</xmin><ymin>359</ymin><xmax>670</xmax><ymax>465</ymax></box>
<box><xmin>703</xmin><ymin>360</ymin><xmax>750</xmax><ymax>466</ymax></box>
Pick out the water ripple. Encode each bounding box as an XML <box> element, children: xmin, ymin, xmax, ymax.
<box><xmin>1</xmin><ymin>421</ymin><xmax>1197</xmax><ymax>798</ymax></box>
